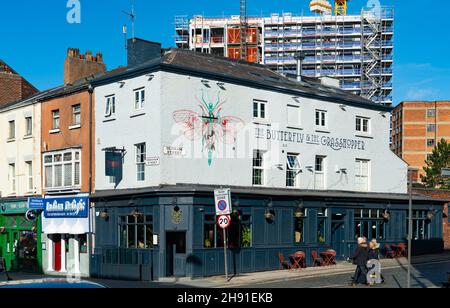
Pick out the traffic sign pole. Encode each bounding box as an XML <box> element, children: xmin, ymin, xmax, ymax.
<box><xmin>223</xmin><ymin>228</ymin><xmax>228</xmax><ymax>282</ymax></box>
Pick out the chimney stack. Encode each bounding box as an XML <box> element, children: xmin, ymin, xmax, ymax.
<box><xmin>294</xmin><ymin>52</ymin><xmax>306</xmax><ymax>82</ymax></box>
<box><xmin>64</xmin><ymin>48</ymin><xmax>106</xmax><ymax>85</ymax></box>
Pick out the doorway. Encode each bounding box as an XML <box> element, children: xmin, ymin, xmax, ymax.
<box><xmin>53</xmin><ymin>235</ymin><xmax>62</xmax><ymax>272</ymax></box>
<box><xmin>331</xmin><ymin>209</ymin><xmax>347</xmax><ymax>260</ymax></box>
<box><xmin>165</xmin><ymin>232</ymin><xmax>186</xmax><ymax>277</ymax></box>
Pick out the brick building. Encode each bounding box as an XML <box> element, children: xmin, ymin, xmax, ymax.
<box><xmin>413</xmin><ymin>188</ymin><xmax>450</xmax><ymax>250</ymax></box>
<box><xmin>0</xmin><ymin>59</ymin><xmax>38</xmax><ymax>106</ymax></box>
<box><xmin>392</xmin><ymin>101</ymin><xmax>450</xmax><ymax>182</ymax></box>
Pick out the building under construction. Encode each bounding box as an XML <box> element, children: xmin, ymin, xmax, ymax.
<box><xmin>175</xmin><ymin>0</ymin><xmax>394</xmax><ymax>106</ymax></box>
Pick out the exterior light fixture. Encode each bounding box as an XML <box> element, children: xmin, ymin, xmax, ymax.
<box><xmin>264</xmin><ymin>198</ymin><xmax>275</xmax><ymax>221</ymax></box>
<box><xmin>217</xmin><ymin>82</ymin><xmax>226</xmax><ymax>90</ymax></box>
<box><xmin>201</xmin><ymin>80</ymin><xmax>211</xmax><ymax>88</ymax></box>
<box><xmin>146</xmin><ymin>74</ymin><xmax>155</xmax><ymax>81</ymax></box>
<box><xmin>130</xmin><ymin>208</ymin><xmax>143</xmax><ymax>219</ymax></box>
<box><xmin>117</xmin><ymin>81</ymin><xmax>126</xmax><ymax>88</ymax></box>
<box><xmin>339</xmin><ymin>104</ymin><xmax>347</xmax><ymax>111</ymax></box>
<box><xmin>382</xmin><ymin>210</ymin><xmax>391</xmax><ymax>222</ymax></box>
<box><xmin>379</xmin><ymin>111</ymin><xmax>387</xmax><ymax>118</ymax></box>
<box><xmin>294</xmin><ymin>200</ymin><xmax>305</xmax><ymax>218</ymax></box>
<box><xmin>427</xmin><ymin>207</ymin><xmax>437</xmax><ymax>221</ymax></box>
<box><xmin>99</xmin><ymin>209</ymin><xmax>109</xmax><ymax>220</ymax></box>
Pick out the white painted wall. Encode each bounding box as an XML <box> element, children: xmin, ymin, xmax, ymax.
<box><xmin>95</xmin><ymin>71</ymin><xmax>407</xmax><ymax>194</ymax></box>
<box><xmin>0</xmin><ymin>103</ymin><xmax>42</xmax><ymax>197</ymax></box>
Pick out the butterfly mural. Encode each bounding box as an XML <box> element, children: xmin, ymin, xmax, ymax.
<box><xmin>173</xmin><ymin>91</ymin><xmax>245</xmax><ymax>166</ymax></box>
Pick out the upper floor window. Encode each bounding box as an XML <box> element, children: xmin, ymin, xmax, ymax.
<box><xmin>25</xmin><ymin>117</ymin><xmax>33</xmax><ymax>136</ymax></box>
<box><xmin>44</xmin><ymin>149</ymin><xmax>81</xmax><ymax>190</ymax></box>
<box><xmin>252</xmin><ymin>150</ymin><xmax>265</xmax><ymax>186</ymax></box>
<box><xmin>427</xmin><ymin>109</ymin><xmax>436</xmax><ymax>117</ymax></box>
<box><xmin>314</xmin><ymin>156</ymin><xmax>326</xmax><ymax>190</ymax></box>
<box><xmin>286</xmin><ymin>153</ymin><xmax>301</xmax><ymax>187</ymax></box>
<box><xmin>134</xmin><ymin>88</ymin><xmax>145</xmax><ymax>110</ymax></box>
<box><xmin>427</xmin><ymin>139</ymin><xmax>435</xmax><ymax>147</ymax></box>
<box><xmin>356</xmin><ymin>116</ymin><xmax>370</xmax><ymax>133</ymax></box>
<box><xmin>52</xmin><ymin>110</ymin><xmax>60</xmax><ymax>130</ymax></box>
<box><xmin>105</xmin><ymin>95</ymin><xmax>116</xmax><ymax>117</ymax></box>
<box><xmin>253</xmin><ymin>100</ymin><xmax>267</xmax><ymax>120</ymax></box>
<box><xmin>72</xmin><ymin>104</ymin><xmax>81</xmax><ymax>126</ymax></box>
<box><xmin>135</xmin><ymin>143</ymin><xmax>146</xmax><ymax>182</ymax></box>
<box><xmin>355</xmin><ymin>159</ymin><xmax>370</xmax><ymax>192</ymax></box>
<box><xmin>315</xmin><ymin>110</ymin><xmax>327</xmax><ymax>128</ymax></box>
<box><xmin>427</xmin><ymin>124</ymin><xmax>436</xmax><ymax>133</ymax></box>
<box><xmin>8</xmin><ymin>120</ymin><xmax>15</xmax><ymax>140</ymax></box>
<box><xmin>8</xmin><ymin>163</ymin><xmax>16</xmax><ymax>194</ymax></box>
<box><xmin>287</xmin><ymin>105</ymin><xmax>301</xmax><ymax>127</ymax></box>
<box><xmin>26</xmin><ymin>161</ymin><xmax>33</xmax><ymax>192</ymax></box>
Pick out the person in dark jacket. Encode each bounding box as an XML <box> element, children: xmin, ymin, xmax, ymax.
<box><xmin>367</xmin><ymin>239</ymin><xmax>384</xmax><ymax>284</ymax></box>
<box><xmin>351</xmin><ymin>237</ymin><xmax>369</xmax><ymax>286</ymax></box>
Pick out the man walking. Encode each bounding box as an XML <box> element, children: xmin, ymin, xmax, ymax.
<box><xmin>351</xmin><ymin>237</ymin><xmax>369</xmax><ymax>286</ymax></box>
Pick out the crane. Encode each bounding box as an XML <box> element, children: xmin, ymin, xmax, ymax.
<box><xmin>334</xmin><ymin>0</ymin><xmax>350</xmax><ymax>16</ymax></box>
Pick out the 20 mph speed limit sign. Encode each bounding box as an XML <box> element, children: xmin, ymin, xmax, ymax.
<box><xmin>217</xmin><ymin>215</ymin><xmax>231</xmax><ymax>229</ymax></box>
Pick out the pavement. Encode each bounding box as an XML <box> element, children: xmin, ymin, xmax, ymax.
<box><xmin>1</xmin><ymin>252</ymin><xmax>449</xmax><ymax>288</ymax></box>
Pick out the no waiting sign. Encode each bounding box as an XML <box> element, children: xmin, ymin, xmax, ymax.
<box><xmin>214</xmin><ymin>188</ymin><xmax>232</xmax><ymax>216</ymax></box>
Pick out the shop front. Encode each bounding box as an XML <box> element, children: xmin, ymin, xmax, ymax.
<box><xmin>40</xmin><ymin>194</ymin><xmax>92</xmax><ymax>277</ymax></box>
<box><xmin>91</xmin><ymin>186</ymin><xmax>445</xmax><ymax>280</ymax></box>
<box><xmin>0</xmin><ymin>199</ymin><xmax>42</xmax><ymax>273</ymax></box>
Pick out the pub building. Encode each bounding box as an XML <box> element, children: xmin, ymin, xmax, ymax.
<box><xmin>89</xmin><ymin>39</ymin><xmax>446</xmax><ymax>280</ymax></box>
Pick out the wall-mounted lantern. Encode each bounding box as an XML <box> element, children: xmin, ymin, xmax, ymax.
<box><xmin>130</xmin><ymin>208</ymin><xmax>143</xmax><ymax>219</ymax></box>
<box><xmin>99</xmin><ymin>209</ymin><xmax>110</xmax><ymax>220</ymax></box>
<box><xmin>264</xmin><ymin>198</ymin><xmax>275</xmax><ymax>221</ymax></box>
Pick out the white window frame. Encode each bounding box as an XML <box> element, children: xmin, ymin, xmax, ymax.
<box><xmin>356</xmin><ymin>116</ymin><xmax>370</xmax><ymax>134</ymax></box>
<box><xmin>286</xmin><ymin>153</ymin><xmax>301</xmax><ymax>188</ymax></box>
<box><xmin>135</xmin><ymin>143</ymin><xmax>146</xmax><ymax>182</ymax></box>
<box><xmin>26</xmin><ymin>161</ymin><xmax>33</xmax><ymax>192</ymax></box>
<box><xmin>8</xmin><ymin>163</ymin><xmax>16</xmax><ymax>194</ymax></box>
<box><xmin>315</xmin><ymin>110</ymin><xmax>327</xmax><ymax>128</ymax></box>
<box><xmin>134</xmin><ymin>88</ymin><xmax>145</xmax><ymax>110</ymax></box>
<box><xmin>252</xmin><ymin>150</ymin><xmax>266</xmax><ymax>186</ymax></box>
<box><xmin>25</xmin><ymin>117</ymin><xmax>33</xmax><ymax>137</ymax></box>
<box><xmin>8</xmin><ymin>120</ymin><xmax>15</xmax><ymax>140</ymax></box>
<box><xmin>355</xmin><ymin>159</ymin><xmax>370</xmax><ymax>192</ymax></box>
<box><xmin>253</xmin><ymin>100</ymin><xmax>267</xmax><ymax>121</ymax></box>
<box><xmin>105</xmin><ymin>95</ymin><xmax>116</xmax><ymax>117</ymax></box>
<box><xmin>43</xmin><ymin>149</ymin><xmax>81</xmax><ymax>190</ymax></box>
<box><xmin>287</xmin><ymin>104</ymin><xmax>301</xmax><ymax>128</ymax></box>
<box><xmin>314</xmin><ymin>156</ymin><xmax>326</xmax><ymax>190</ymax></box>
<box><xmin>72</xmin><ymin>104</ymin><xmax>81</xmax><ymax>126</ymax></box>
<box><xmin>52</xmin><ymin>110</ymin><xmax>60</xmax><ymax>130</ymax></box>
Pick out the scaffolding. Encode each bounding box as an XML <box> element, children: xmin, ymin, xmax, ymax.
<box><xmin>175</xmin><ymin>7</ymin><xmax>393</xmax><ymax>106</ymax></box>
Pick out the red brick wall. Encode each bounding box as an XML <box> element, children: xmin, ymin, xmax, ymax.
<box><xmin>0</xmin><ymin>73</ymin><xmax>38</xmax><ymax>106</ymax></box>
<box><xmin>413</xmin><ymin>189</ymin><xmax>450</xmax><ymax>250</ymax></box>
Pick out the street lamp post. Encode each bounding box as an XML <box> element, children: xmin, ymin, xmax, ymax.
<box><xmin>407</xmin><ymin>167</ymin><xmax>418</xmax><ymax>289</ymax></box>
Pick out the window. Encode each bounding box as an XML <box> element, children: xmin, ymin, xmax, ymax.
<box><xmin>252</xmin><ymin>150</ymin><xmax>265</xmax><ymax>186</ymax></box>
<box><xmin>427</xmin><ymin>139</ymin><xmax>435</xmax><ymax>147</ymax></box>
<box><xmin>286</xmin><ymin>153</ymin><xmax>301</xmax><ymax>187</ymax></box>
<box><xmin>355</xmin><ymin>159</ymin><xmax>370</xmax><ymax>192</ymax></box>
<box><xmin>427</xmin><ymin>124</ymin><xmax>436</xmax><ymax>132</ymax></box>
<box><xmin>314</xmin><ymin>156</ymin><xmax>326</xmax><ymax>190</ymax></box>
<box><xmin>427</xmin><ymin>109</ymin><xmax>436</xmax><ymax>117</ymax></box>
<box><xmin>134</xmin><ymin>88</ymin><xmax>145</xmax><ymax>110</ymax></box>
<box><xmin>315</xmin><ymin>110</ymin><xmax>327</xmax><ymax>128</ymax></box>
<box><xmin>253</xmin><ymin>100</ymin><xmax>267</xmax><ymax>120</ymax></box>
<box><xmin>204</xmin><ymin>214</ymin><xmax>217</xmax><ymax>248</ymax></box>
<box><xmin>227</xmin><ymin>213</ymin><xmax>252</xmax><ymax>248</ymax></box>
<box><xmin>408</xmin><ymin>210</ymin><xmax>431</xmax><ymax>240</ymax></box>
<box><xmin>52</xmin><ymin>110</ymin><xmax>60</xmax><ymax>130</ymax></box>
<box><xmin>25</xmin><ymin>117</ymin><xmax>32</xmax><ymax>136</ymax></box>
<box><xmin>26</xmin><ymin>161</ymin><xmax>33</xmax><ymax>192</ymax></box>
<box><xmin>72</xmin><ymin>104</ymin><xmax>81</xmax><ymax>126</ymax></box>
<box><xmin>44</xmin><ymin>149</ymin><xmax>81</xmax><ymax>189</ymax></box>
<box><xmin>9</xmin><ymin>164</ymin><xmax>16</xmax><ymax>193</ymax></box>
<box><xmin>105</xmin><ymin>95</ymin><xmax>116</xmax><ymax>117</ymax></box>
<box><xmin>294</xmin><ymin>208</ymin><xmax>307</xmax><ymax>244</ymax></box>
<box><xmin>135</xmin><ymin>143</ymin><xmax>146</xmax><ymax>182</ymax></box>
<box><xmin>119</xmin><ymin>215</ymin><xmax>153</xmax><ymax>249</ymax></box>
<box><xmin>8</xmin><ymin>120</ymin><xmax>15</xmax><ymax>140</ymax></box>
<box><xmin>287</xmin><ymin>105</ymin><xmax>301</xmax><ymax>127</ymax></box>
<box><xmin>354</xmin><ymin>209</ymin><xmax>386</xmax><ymax>240</ymax></box>
<box><xmin>356</xmin><ymin>116</ymin><xmax>370</xmax><ymax>133</ymax></box>
<box><xmin>317</xmin><ymin>208</ymin><xmax>327</xmax><ymax>243</ymax></box>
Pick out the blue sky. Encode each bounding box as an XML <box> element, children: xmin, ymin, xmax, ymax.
<box><xmin>1</xmin><ymin>0</ymin><xmax>449</xmax><ymax>105</ymax></box>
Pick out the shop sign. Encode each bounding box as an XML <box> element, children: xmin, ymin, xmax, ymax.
<box><xmin>43</xmin><ymin>196</ymin><xmax>89</xmax><ymax>218</ymax></box>
<box><xmin>28</xmin><ymin>197</ymin><xmax>45</xmax><ymax>210</ymax></box>
<box><xmin>0</xmin><ymin>201</ymin><xmax>28</xmax><ymax>214</ymax></box>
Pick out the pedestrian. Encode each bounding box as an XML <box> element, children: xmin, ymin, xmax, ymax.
<box><xmin>350</xmin><ymin>237</ymin><xmax>369</xmax><ymax>286</ymax></box>
<box><xmin>367</xmin><ymin>239</ymin><xmax>384</xmax><ymax>284</ymax></box>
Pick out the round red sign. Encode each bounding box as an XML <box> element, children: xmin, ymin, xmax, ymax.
<box><xmin>217</xmin><ymin>214</ymin><xmax>231</xmax><ymax>229</ymax></box>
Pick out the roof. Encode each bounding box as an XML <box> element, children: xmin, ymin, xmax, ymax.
<box><xmin>92</xmin><ymin>48</ymin><xmax>393</xmax><ymax>112</ymax></box>
<box><xmin>91</xmin><ymin>183</ymin><xmax>448</xmax><ymax>204</ymax></box>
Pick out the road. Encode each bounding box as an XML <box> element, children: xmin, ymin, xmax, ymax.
<box><xmin>242</xmin><ymin>260</ymin><xmax>450</xmax><ymax>288</ymax></box>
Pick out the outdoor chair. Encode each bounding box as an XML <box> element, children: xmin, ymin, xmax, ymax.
<box><xmin>398</xmin><ymin>243</ymin><xmax>407</xmax><ymax>257</ymax></box>
<box><xmin>311</xmin><ymin>250</ymin><xmax>323</xmax><ymax>267</ymax></box>
<box><xmin>384</xmin><ymin>244</ymin><xmax>396</xmax><ymax>258</ymax></box>
<box><xmin>278</xmin><ymin>253</ymin><xmax>292</xmax><ymax>270</ymax></box>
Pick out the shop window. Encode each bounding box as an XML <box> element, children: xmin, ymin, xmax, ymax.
<box><xmin>406</xmin><ymin>210</ymin><xmax>430</xmax><ymax>240</ymax></box>
<box><xmin>294</xmin><ymin>208</ymin><xmax>307</xmax><ymax>244</ymax></box>
<box><xmin>119</xmin><ymin>214</ymin><xmax>153</xmax><ymax>249</ymax></box>
<box><xmin>354</xmin><ymin>209</ymin><xmax>386</xmax><ymax>240</ymax></box>
<box><xmin>317</xmin><ymin>208</ymin><xmax>327</xmax><ymax>243</ymax></box>
<box><xmin>79</xmin><ymin>235</ymin><xmax>88</xmax><ymax>254</ymax></box>
<box><xmin>226</xmin><ymin>213</ymin><xmax>252</xmax><ymax>249</ymax></box>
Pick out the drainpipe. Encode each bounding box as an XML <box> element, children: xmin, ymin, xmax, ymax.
<box><xmin>294</xmin><ymin>51</ymin><xmax>306</xmax><ymax>82</ymax></box>
<box><xmin>88</xmin><ymin>84</ymin><xmax>94</xmax><ymax>264</ymax></box>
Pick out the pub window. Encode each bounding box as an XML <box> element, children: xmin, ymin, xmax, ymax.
<box><xmin>317</xmin><ymin>208</ymin><xmax>327</xmax><ymax>243</ymax></box>
<box><xmin>354</xmin><ymin>209</ymin><xmax>386</xmax><ymax>240</ymax></box>
<box><xmin>203</xmin><ymin>214</ymin><xmax>217</xmax><ymax>248</ymax></box>
<box><xmin>253</xmin><ymin>100</ymin><xmax>267</xmax><ymax>120</ymax></box>
<box><xmin>134</xmin><ymin>88</ymin><xmax>145</xmax><ymax>110</ymax></box>
<box><xmin>355</xmin><ymin>159</ymin><xmax>370</xmax><ymax>192</ymax></box>
<box><xmin>135</xmin><ymin>143</ymin><xmax>146</xmax><ymax>182</ymax></box>
<box><xmin>252</xmin><ymin>150</ymin><xmax>265</xmax><ymax>186</ymax></box>
<box><xmin>314</xmin><ymin>156</ymin><xmax>326</xmax><ymax>190</ymax></box>
<box><xmin>294</xmin><ymin>208</ymin><xmax>307</xmax><ymax>244</ymax></box>
<box><xmin>356</xmin><ymin>116</ymin><xmax>370</xmax><ymax>133</ymax></box>
<box><xmin>119</xmin><ymin>214</ymin><xmax>153</xmax><ymax>249</ymax></box>
<box><xmin>225</xmin><ymin>213</ymin><xmax>252</xmax><ymax>248</ymax></box>
<box><xmin>406</xmin><ymin>210</ymin><xmax>430</xmax><ymax>240</ymax></box>
<box><xmin>286</xmin><ymin>153</ymin><xmax>301</xmax><ymax>187</ymax></box>
<box><xmin>315</xmin><ymin>110</ymin><xmax>327</xmax><ymax>128</ymax></box>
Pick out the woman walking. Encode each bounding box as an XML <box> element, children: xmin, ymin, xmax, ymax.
<box><xmin>367</xmin><ymin>239</ymin><xmax>384</xmax><ymax>285</ymax></box>
<box><xmin>351</xmin><ymin>237</ymin><xmax>369</xmax><ymax>286</ymax></box>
